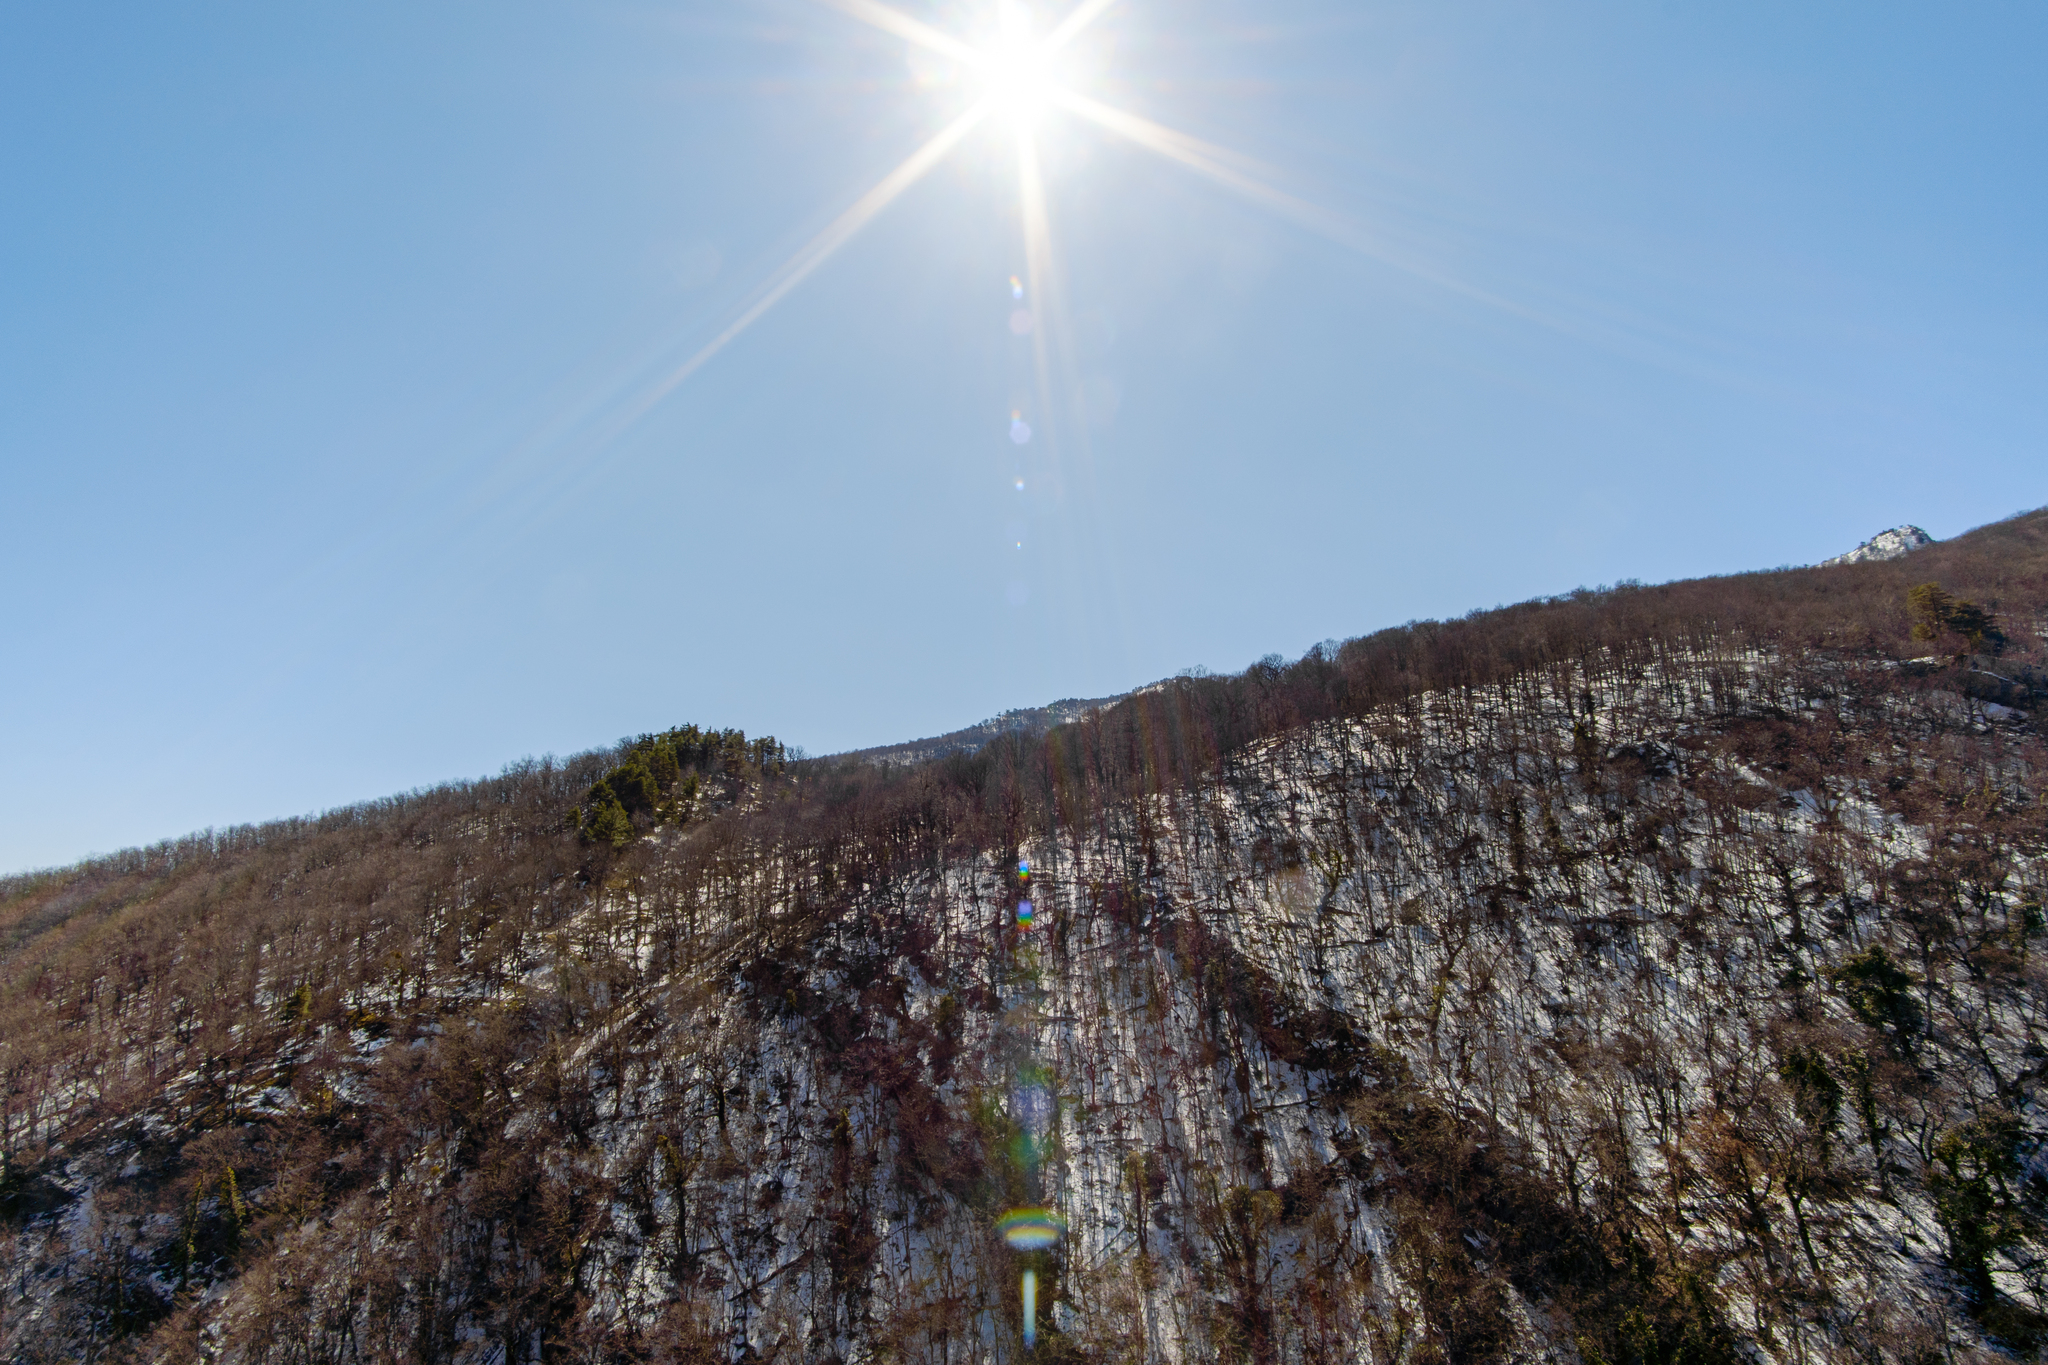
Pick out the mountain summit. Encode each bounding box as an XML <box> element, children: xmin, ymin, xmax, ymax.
<box><xmin>1821</xmin><ymin>523</ymin><xmax>1936</xmax><ymax>566</ymax></box>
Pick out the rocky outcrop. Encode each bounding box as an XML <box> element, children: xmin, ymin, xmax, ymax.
<box><xmin>1822</xmin><ymin>525</ymin><xmax>1936</xmax><ymax>567</ymax></box>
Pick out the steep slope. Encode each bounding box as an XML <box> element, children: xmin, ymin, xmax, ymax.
<box><xmin>3</xmin><ymin>510</ymin><xmax>2047</xmax><ymax>1365</ymax></box>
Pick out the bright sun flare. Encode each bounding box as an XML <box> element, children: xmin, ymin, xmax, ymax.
<box><xmin>644</xmin><ymin>0</ymin><xmax>1367</xmax><ymax>416</ymax></box>
<box><xmin>980</xmin><ymin>37</ymin><xmax>1056</xmax><ymax>120</ymax></box>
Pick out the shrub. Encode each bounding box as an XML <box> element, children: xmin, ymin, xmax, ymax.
<box><xmin>1830</xmin><ymin>947</ymin><xmax>1921</xmax><ymax>1042</ymax></box>
<box><xmin>1928</xmin><ymin>1111</ymin><xmax>2037</xmax><ymax>1307</ymax></box>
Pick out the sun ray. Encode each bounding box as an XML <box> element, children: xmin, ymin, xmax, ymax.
<box><xmin>1044</xmin><ymin>87</ymin><xmax>1558</xmax><ymax>327</ymax></box>
<box><xmin>1006</xmin><ymin>107</ymin><xmax>1136</xmax><ymax>721</ymax></box>
<box><xmin>1048</xmin><ymin>89</ymin><xmax>1269</xmax><ymax>176</ymax></box>
<box><xmin>802</xmin><ymin>2</ymin><xmax>1617</xmax><ymax>356</ymax></box>
<box><xmin>1044</xmin><ymin>0</ymin><xmax>1118</xmax><ymax>50</ymax></box>
<box><xmin>812</xmin><ymin>0</ymin><xmax>983</xmax><ymax>66</ymax></box>
<box><xmin>1015</xmin><ymin>125</ymin><xmax>1060</xmax><ymax>473</ymax></box>
<box><xmin>1046</xmin><ymin>90</ymin><xmax>1354</xmax><ymax>237</ymax></box>
<box><xmin>619</xmin><ymin>97</ymin><xmax>993</xmax><ymax>424</ymax></box>
<box><xmin>504</xmin><ymin>0</ymin><xmax>1699</xmax><ymax>539</ymax></box>
<box><xmin>817</xmin><ymin>0</ymin><xmax>1113</xmax><ymax>111</ymax></box>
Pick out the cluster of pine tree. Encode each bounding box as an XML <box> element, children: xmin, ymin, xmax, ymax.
<box><xmin>1908</xmin><ymin>582</ymin><xmax>2004</xmax><ymax>653</ymax></box>
<box><xmin>568</xmin><ymin>727</ymin><xmax>791</xmax><ymax>848</ymax></box>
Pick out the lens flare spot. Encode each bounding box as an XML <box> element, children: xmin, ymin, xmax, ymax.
<box><xmin>1009</xmin><ymin>308</ymin><xmax>1035</xmax><ymax>335</ymax></box>
<box><xmin>1023</xmin><ymin>1269</ymin><xmax>1039</xmax><ymax>1347</ymax></box>
<box><xmin>1018</xmin><ymin>858</ymin><xmax>1030</xmax><ymax>876</ymax></box>
<box><xmin>1012</xmin><ymin>1077</ymin><xmax>1054</xmax><ymax>1134</ymax></box>
<box><xmin>998</xmin><ymin>1207</ymin><xmax>1067</xmax><ymax>1250</ymax></box>
<box><xmin>1014</xmin><ymin>477</ymin><xmax>1026</xmax><ymax>491</ymax></box>
<box><xmin>1009</xmin><ymin>412</ymin><xmax>1032</xmax><ymax>445</ymax></box>
<box><xmin>1010</xmin><ymin>274</ymin><xmax>1025</xmax><ymax>300</ymax></box>
<box><xmin>1016</xmin><ymin>899</ymin><xmax>1034</xmax><ymax>929</ymax></box>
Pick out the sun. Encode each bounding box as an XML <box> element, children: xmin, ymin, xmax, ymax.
<box><xmin>977</xmin><ymin>1</ymin><xmax>1058</xmax><ymax>122</ymax></box>
<box><xmin>643</xmin><ymin>0</ymin><xmax>1370</xmax><ymax>404</ymax></box>
<box><xmin>979</xmin><ymin>34</ymin><xmax>1056</xmax><ymax>122</ymax></box>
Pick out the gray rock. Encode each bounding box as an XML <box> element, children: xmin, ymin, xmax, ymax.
<box><xmin>1820</xmin><ymin>525</ymin><xmax>1935</xmax><ymax>566</ymax></box>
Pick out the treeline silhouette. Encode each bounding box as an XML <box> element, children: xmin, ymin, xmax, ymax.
<box><xmin>782</xmin><ymin>507</ymin><xmax>2044</xmax><ymax>884</ymax></box>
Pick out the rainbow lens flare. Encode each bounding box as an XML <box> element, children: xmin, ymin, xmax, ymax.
<box><xmin>1016</xmin><ymin>899</ymin><xmax>1034</xmax><ymax>929</ymax></box>
<box><xmin>1010</xmin><ymin>274</ymin><xmax>1024</xmax><ymax>300</ymax></box>
<box><xmin>998</xmin><ymin>1207</ymin><xmax>1067</xmax><ymax>1250</ymax></box>
<box><xmin>1012</xmin><ymin>1079</ymin><xmax>1053</xmax><ymax>1136</ymax></box>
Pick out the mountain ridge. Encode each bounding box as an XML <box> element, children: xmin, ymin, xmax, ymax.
<box><xmin>836</xmin><ymin>694</ymin><xmax>1126</xmax><ymax>769</ymax></box>
<box><xmin>4</xmin><ymin>508</ymin><xmax>2047</xmax><ymax>1364</ymax></box>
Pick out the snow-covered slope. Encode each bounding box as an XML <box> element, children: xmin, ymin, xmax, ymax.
<box><xmin>8</xmin><ymin>642</ymin><xmax>2045</xmax><ymax>1364</ymax></box>
<box><xmin>7</xmin><ymin>509</ymin><xmax>2048</xmax><ymax>1365</ymax></box>
<box><xmin>1821</xmin><ymin>525</ymin><xmax>1936</xmax><ymax>566</ymax></box>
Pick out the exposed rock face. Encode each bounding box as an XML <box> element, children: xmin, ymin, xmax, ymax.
<box><xmin>1822</xmin><ymin>525</ymin><xmax>1936</xmax><ymax>566</ymax></box>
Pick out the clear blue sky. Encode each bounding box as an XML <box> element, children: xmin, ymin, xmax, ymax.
<box><xmin>3</xmin><ymin>1</ymin><xmax>2043</xmax><ymax>872</ymax></box>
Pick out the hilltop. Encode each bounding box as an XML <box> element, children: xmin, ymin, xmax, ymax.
<box><xmin>1821</xmin><ymin>525</ymin><xmax>1937</xmax><ymax>567</ymax></box>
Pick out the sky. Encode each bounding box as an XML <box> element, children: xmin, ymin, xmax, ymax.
<box><xmin>3</xmin><ymin>1</ymin><xmax>2044</xmax><ymax>873</ymax></box>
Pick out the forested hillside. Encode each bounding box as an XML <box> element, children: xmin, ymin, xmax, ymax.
<box><xmin>5</xmin><ymin>511</ymin><xmax>2048</xmax><ymax>1364</ymax></box>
